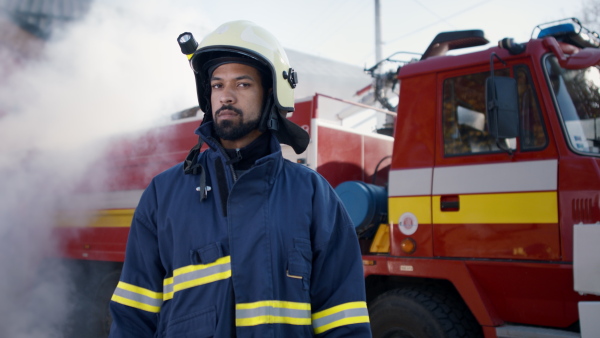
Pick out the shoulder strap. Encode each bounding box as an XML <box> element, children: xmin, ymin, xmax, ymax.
<box><xmin>183</xmin><ymin>139</ymin><xmax>211</xmax><ymax>201</ymax></box>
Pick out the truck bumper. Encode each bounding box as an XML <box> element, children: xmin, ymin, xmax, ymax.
<box><xmin>579</xmin><ymin>301</ymin><xmax>600</xmax><ymax>338</ymax></box>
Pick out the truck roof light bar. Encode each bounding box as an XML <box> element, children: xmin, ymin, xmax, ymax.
<box><xmin>421</xmin><ymin>30</ymin><xmax>489</xmax><ymax>60</ymax></box>
<box><xmin>533</xmin><ymin>17</ymin><xmax>600</xmax><ymax>49</ymax></box>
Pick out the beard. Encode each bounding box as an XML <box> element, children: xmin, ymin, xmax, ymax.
<box><xmin>213</xmin><ymin>105</ymin><xmax>261</xmax><ymax>141</ymax></box>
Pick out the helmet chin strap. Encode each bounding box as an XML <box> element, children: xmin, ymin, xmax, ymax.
<box><xmin>259</xmin><ymin>93</ymin><xmax>310</xmax><ymax>154</ymax></box>
<box><xmin>258</xmin><ymin>94</ymin><xmax>277</xmax><ymax>133</ymax></box>
<box><xmin>193</xmin><ymin>91</ymin><xmax>308</xmax><ymax>160</ymax></box>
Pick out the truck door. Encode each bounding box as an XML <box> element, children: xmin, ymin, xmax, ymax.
<box><xmin>432</xmin><ymin>64</ymin><xmax>560</xmax><ymax>261</ymax></box>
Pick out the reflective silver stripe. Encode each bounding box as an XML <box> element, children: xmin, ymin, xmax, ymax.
<box><xmin>113</xmin><ymin>287</ymin><xmax>163</xmax><ymax>308</ymax></box>
<box><xmin>111</xmin><ymin>281</ymin><xmax>163</xmax><ymax>313</ymax></box>
<box><xmin>312</xmin><ymin>307</ymin><xmax>369</xmax><ymax>331</ymax></box>
<box><xmin>236</xmin><ymin>306</ymin><xmax>311</xmax><ymax>320</ymax></box>
<box><xmin>388</xmin><ymin>168</ymin><xmax>433</xmax><ymax>196</ymax></box>
<box><xmin>312</xmin><ymin>302</ymin><xmax>370</xmax><ymax>334</ymax></box>
<box><xmin>163</xmin><ymin>257</ymin><xmax>232</xmax><ymax>300</ymax></box>
<box><xmin>175</xmin><ymin>262</ymin><xmax>230</xmax><ymax>284</ymax></box>
<box><xmin>163</xmin><ymin>281</ymin><xmax>173</xmax><ymax>295</ymax></box>
<box><xmin>432</xmin><ymin>160</ymin><xmax>557</xmax><ymax>195</ymax></box>
<box><xmin>235</xmin><ymin>301</ymin><xmax>312</xmax><ymax>326</ymax></box>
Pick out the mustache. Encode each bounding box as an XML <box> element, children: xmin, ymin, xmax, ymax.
<box><xmin>215</xmin><ymin>105</ymin><xmax>244</xmax><ymax>116</ymax></box>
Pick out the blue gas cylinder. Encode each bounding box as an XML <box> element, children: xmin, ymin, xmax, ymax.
<box><xmin>334</xmin><ymin>181</ymin><xmax>387</xmax><ymax>236</ymax></box>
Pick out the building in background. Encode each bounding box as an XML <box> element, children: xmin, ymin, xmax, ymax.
<box><xmin>0</xmin><ymin>0</ymin><xmax>92</xmax><ymax>79</ymax></box>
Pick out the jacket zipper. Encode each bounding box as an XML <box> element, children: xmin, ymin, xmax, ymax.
<box><xmin>209</xmin><ymin>136</ymin><xmax>239</xmax><ymax>182</ymax></box>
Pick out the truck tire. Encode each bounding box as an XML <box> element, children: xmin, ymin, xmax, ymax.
<box><xmin>64</xmin><ymin>262</ymin><xmax>121</xmax><ymax>338</ymax></box>
<box><xmin>91</xmin><ymin>268</ymin><xmax>121</xmax><ymax>337</ymax></box>
<box><xmin>369</xmin><ymin>286</ymin><xmax>482</xmax><ymax>338</ymax></box>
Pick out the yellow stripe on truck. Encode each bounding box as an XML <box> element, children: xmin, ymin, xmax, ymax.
<box><xmin>56</xmin><ymin>209</ymin><xmax>134</xmax><ymax>228</ymax></box>
<box><xmin>87</xmin><ymin>209</ymin><xmax>134</xmax><ymax>227</ymax></box>
<box><xmin>388</xmin><ymin>196</ymin><xmax>432</xmax><ymax>224</ymax></box>
<box><xmin>432</xmin><ymin>191</ymin><xmax>558</xmax><ymax>224</ymax></box>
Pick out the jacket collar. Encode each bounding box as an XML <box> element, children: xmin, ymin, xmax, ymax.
<box><xmin>195</xmin><ymin>122</ymin><xmax>284</xmax><ymax>168</ymax></box>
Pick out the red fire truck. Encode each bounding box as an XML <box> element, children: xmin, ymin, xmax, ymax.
<box><xmin>56</xmin><ymin>18</ymin><xmax>600</xmax><ymax>337</ymax></box>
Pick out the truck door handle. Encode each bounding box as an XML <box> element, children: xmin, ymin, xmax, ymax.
<box><xmin>441</xmin><ymin>195</ymin><xmax>459</xmax><ymax>211</ymax></box>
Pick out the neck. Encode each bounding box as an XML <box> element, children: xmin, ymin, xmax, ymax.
<box><xmin>220</xmin><ymin>129</ymin><xmax>263</xmax><ymax>149</ymax></box>
<box><xmin>223</xmin><ymin>132</ymin><xmax>272</xmax><ymax>170</ymax></box>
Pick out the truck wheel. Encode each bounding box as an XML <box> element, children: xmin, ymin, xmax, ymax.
<box><xmin>90</xmin><ymin>269</ymin><xmax>121</xmax><ymax>337</ymax></box>
<box><xmin>369</xmin><ymin>286</ymin><xmax>482</xmax><ymax>338</ymax></box>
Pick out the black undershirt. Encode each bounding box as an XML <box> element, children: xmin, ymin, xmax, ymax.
<box><xmin>222</xmin><ymin>131</ymin><xmax>271</xmax><ymax>172</ymax></box>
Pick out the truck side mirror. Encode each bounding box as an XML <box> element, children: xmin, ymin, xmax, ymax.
<box><xmin>485</xmin><ymin>76</ymin><xmax>519</xmax><ymax>139</ymax></box>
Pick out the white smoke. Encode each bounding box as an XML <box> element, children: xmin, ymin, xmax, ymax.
<box><xmin>0</xmin><ymin>1</ymin><xmax>208</xmax><ymax>337</ymax></box>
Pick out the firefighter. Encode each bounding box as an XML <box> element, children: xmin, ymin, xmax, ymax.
<box><xmin>108</xmin><ymin>20</ymin><xmax>371</xmax><ymax>337</ymax></box>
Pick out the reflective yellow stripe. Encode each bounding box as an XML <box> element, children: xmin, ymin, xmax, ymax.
<box><xmin>312</xmin><ymin>301</ymin><xmax>366</xmax><ymax>319</ymax></box>
<box><xmin>314</xmin><ymin>315</ymin><xmax>371</xmax><ymax>334</ymax></box>
<box><xmin>236</xmin><ymin>300</ymin><xmax>312</xmax><ymax>327</ymax></box>
<box><xmin>173</xmin><ymin>270</ymin><xmax>231</xmax><ymax>293</ymax></box>
<box><xmin>116</xmin><ymin>281</ymin><xmax>163</xmax><ymax>299</ymax></box>
<box><xmin>432</xmin><ymin>191</ymin><xmax>558</xmax><ymax>224</ymax></box>
<box><xmin>111</xmin><ymin>294</ymin><xmax>161</xmax><ymax>313</ymax></box>
<box><xmin>172</xmin><ymin>256</ymin><xmax>231</xmax><ymax>276</ymax></box>
<box><xmin>237</xmin><ymin>300</ymin><xmax>311</xmax><ymax>310</ymax></box>
<box><xmin>163</xmin><ymin>256</ymin><xmax>232</xmax><ymax>301</ymax></box>
<box><xmin>312</xmin><ymin>301</ymin><xmax>370</xmax><ymax>334</ymax></box>
<box><xmin>111</xmin><ymin>281</ymin><xmax>163</xmax><ymax>313</ymax></box>
<box><xmin>236</xmin><ymin>315</ymin><xmax>312</xmax><ymax>326</ymax></box>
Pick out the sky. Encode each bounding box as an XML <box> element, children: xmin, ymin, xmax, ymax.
<box><xmin>38</xmin><ymin>0</ymin><xmax>584</xmax><ymax>115</ymax></box>
<box><xmin>0</xmin><ymin>0</ymin><xmax>591</xmax><ymax>127</ymax></box>
<box><xmin>194</xmin><ymin>0</ymin><xmax>586</xmax><ymax>67</ymax></box>
<box><xmin>111</xmin><ymin>0</ymin><xmax>590</xmax><ymax>110</ymax></box>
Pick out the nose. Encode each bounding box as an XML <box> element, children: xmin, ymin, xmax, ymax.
<box><xmin>219</xmin><ymin>85</ymin><xmax>236</xmax><ymax>105</ymax></box>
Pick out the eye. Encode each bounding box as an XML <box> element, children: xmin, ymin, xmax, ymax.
<box><xmin>237</xmin><ymin>82</ymin><xmax>251</xmax><ymax>88</ymax></box>
<box><xmin>211</xmin><ymin>83</ymin><xmax>222</xmax><ymax>89</ymax></box>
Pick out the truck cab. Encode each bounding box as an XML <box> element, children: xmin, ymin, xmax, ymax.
<box><xmin>360</xmin><ymin>18</ymin><xmax>600</xmax><ymax>337</ymax></box>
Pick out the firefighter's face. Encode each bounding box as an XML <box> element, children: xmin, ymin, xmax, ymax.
<box><xmin>210</xmin><ymin>63</ymin><xmax>265</xmax><ymax>147</ymax></box>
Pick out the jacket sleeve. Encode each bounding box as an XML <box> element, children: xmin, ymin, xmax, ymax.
<box><xmin>309</xmin><ymin>177</ymin><xmax>372</xmax><ymax>337</ymax></box>
<box><xmin>109</xmin><ymin>181</ymin><xmax>165</xmax><ymax>337</ymax></box>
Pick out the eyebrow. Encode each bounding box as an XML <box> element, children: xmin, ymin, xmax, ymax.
<box><xmin>211</xmin><ymin>75</ymin><xmax>256</xmax><ymax>82</ymax></box>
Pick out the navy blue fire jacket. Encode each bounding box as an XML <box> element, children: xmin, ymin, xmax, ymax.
<box><xmin>109</xmin><ymin>122</ymin><xmax>371</xmax><ymax>337</ymax></box>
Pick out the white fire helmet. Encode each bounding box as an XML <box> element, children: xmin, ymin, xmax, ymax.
<box><xmin>178</xmin><ymin>20</ymin><xmax>308</xmax><ymax>154</ymax></box>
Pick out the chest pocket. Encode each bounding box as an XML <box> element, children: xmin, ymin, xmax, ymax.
<box><xmin>287</xmin><ymin>238</ymin><xmax>312</xmax><ymax>290</ymax></box>
<box><xmin>165</xmin><ymin>306</ymin><xmax>216</xmax><ymax>338</ymax></box>
<box><xmin>190</xmin><ymin>242</ymin><xmax>223</xmax><ymax>265</ymax></box>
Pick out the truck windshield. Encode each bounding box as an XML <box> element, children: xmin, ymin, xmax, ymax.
<box><xmin>545</xmin><ymin>55</ymin><xmax>600</xmax><ymax>155</ymax></box>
